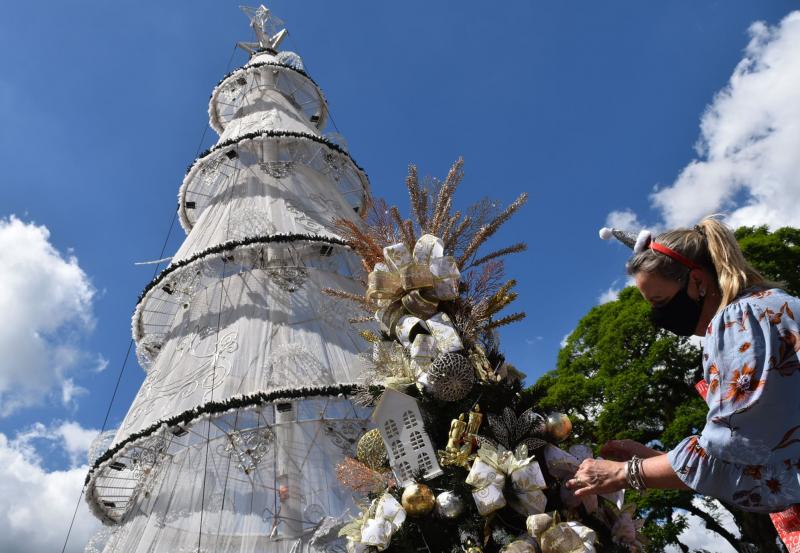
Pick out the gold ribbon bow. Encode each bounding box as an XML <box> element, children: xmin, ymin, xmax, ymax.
<box><xmin>526</xmin><ymin>513</ymin><xmax>597</xmax><ymax>553</ymax></box>
<box><xmin>465</xmin><ymin>443</ymin><xmax>547</xmax><ymax>517</ymax></box>
<box><xmin>369</xmin><ymin>234</ymin><xmax>460</xmax><ymax>323</ymax></box>
<box><xmin>341</xmin><ymin>493</ymin><xmax>406</xmax><ymax>552</ymax></box>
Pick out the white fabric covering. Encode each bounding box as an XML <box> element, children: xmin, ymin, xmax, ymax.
<box><xmin>88</xmin><ymin>399</ymin><xmax>370</xmax><ymax>552</ymax></box>
<box><xmin>86</xmin><ymin>26</ymin><xmax>373</xmax><ymax>553</ymax></box>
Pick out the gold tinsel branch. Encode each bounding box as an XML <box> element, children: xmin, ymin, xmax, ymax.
<box><xmin>333</xmin><ymin>218</ymin><xmax>384</xmax><ymax>272</ymax></box>
<box><xmin>389</xmin><ymin>206</ymin><xmax>415</xmax><ymax>251</ymax></box>
<box><xmin>457</xmin><ymin>192</ymin><xmax>529</xmax><ymax>266</ymax></box>
<box><xmin>322</xmin><ymin>287</ymin><xmax>375</xmax><ymax>312</ymax></box>
<box><xmin>445</xmin><ymin>215</ymin><xmax>472</xmax><ymax>257</ymax></box>
<box><xmin>406</xmin><ymin>164</ymin><xmax>430</xmax><ymax>233</ymax></box>
<box><xmin>468</xmin><ymin>242</ymin><xmax>528</xmax><ymax>269</ymax></box>
<box><xmin>484</xmin><ymin>279</ymin><xmax>519</xmax><ymax>317</ymax></box>
<box><xmin>483</xmin><ymin>311</ymin><xmax>527</xmax><ymax>330</ymax></box>
<box><xmin>439</xmin><ymin>212</ymin><xmax>460</xmax><ymax>249</ymax></box>
<box><xmin>429</xmin><ymin>157</ymin><xmax>464</xmax><ymax>235</ymax></box>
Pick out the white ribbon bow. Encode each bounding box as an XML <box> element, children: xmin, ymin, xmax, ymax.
<box><xmin>466</xmin><ymin>444</ymin><xmax>547</xmax><ymax>517</ymax></box>
<box><xmin>394</xmin><ymin>312</ymin><xmax>464</xmax><ymax>380</ymax></box>
<box><xmin>347</xmin><ymin>493</ymin><xmax>406</xmax><ymax>552</ymax></box>
<box><xmin>527</xmin><ymin>513</ymin><xmax>597</xmax><ymax>553</ymax></box>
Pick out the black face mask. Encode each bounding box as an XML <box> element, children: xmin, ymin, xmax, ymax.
<box><xmin>650</xmin><ymin>277</ymin><xmax>704</xmax><ymax>336</ymax></box>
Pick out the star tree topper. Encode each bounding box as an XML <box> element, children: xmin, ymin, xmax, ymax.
<box><xmin>237</xmin><ymin>4</ymin><xmax>288</xmax><ymax>54</ymax></box>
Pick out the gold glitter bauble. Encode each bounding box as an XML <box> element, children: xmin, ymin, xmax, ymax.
<box><xmin>401</xmin><ymin>483</ymin><xmax>436</xmax><ymax>517</ymax></box>
<box><xmin>356</xmin><ymin>429</ymin><xmax>388</xmax><ymax>470</ymax></box>
<box><xmin>546</xmin><ymin>412</ymin><xmax>573</xmax><ymax>442</ymax></box>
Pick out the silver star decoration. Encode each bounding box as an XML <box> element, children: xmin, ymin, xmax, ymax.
<box><xmin>238</xmin><ymin>4</ymin><xmax>288</xmax><ymax>55</ymax></box>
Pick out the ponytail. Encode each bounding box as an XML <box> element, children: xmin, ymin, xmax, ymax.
<box><xmin>696</xmin><ymin>217</ymin><xmax>774</xmax><ymax>307</ymax></box>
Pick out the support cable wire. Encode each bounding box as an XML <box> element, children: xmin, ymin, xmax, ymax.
<box><xmin>198</xmin><ymin>138</ymin><xmax>240</xmax><ymax>552</ymax></box>
<box><xmin>60</xmin><ymin>42</ymin><xmax>240</xmax><ymax>553</ymax></box>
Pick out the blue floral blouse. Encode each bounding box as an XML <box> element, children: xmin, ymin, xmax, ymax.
<box><xmin>668</xmin><ymin>288</ymin><xmax>800</xmax><ymax>513</ymax></box>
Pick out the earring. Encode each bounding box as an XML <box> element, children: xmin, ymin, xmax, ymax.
<box><xmin>700</xmin><ymin>288</ymin><xmax>706</xmax><ymax>298</ymax></box>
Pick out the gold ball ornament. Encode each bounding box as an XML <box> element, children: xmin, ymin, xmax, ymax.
<box><xmin>546</xmin><ymin>412</ymin><xmax>573</xmax><ymax>442</ymax></box>
<box><xmin>356</xmin><ymin>429</ymin><xmax>388</xmax><ymax>470</ymax></box>
<box><xmin>401</xmin><ymin>483</ymin><xmax>436</xmax><ymax>517</ymax></box>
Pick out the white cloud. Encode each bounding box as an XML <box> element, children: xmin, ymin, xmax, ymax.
<box><xmin>0</xmin><ymin>427</ymin><xmax>101</xmax><ymax>553</ymax></box>
<box><xmin>665</xmin><ymin>498</ymin><xmax>741</xmax><ymax>553</ymax></box>
<box><xmin>605</xmin><ymin>209</ymin><xmax>644</xmax><ymax>232</ymax></box>
<box><xmin>598</xmin><ymin>286</ymin><xmax>621</xmax><ymax>304</ymax></box>
<box><xmin>12</xmin><ymin>420</ymin><xmax>99</xmax><ymax>468</ymax></box>
<box><xmin>605</xmin><ymin>12</ymin><xmax>800</xmax><ymax>234</ymax></box>
<box><xmin>652</xmin><ymin>12</ymin><xmax>800</xmax><ymax>230</ymax></box>
<box><xmin>92</xmin><ymin>355</ymin><xmax>109</xmax><ymax>374</ymax></box>
<box><xmin>0</xmin><ymin>216</ymin><xmax>95</xmax><ymax>415</ymax></box>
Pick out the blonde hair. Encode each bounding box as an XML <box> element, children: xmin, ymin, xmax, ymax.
<box><xmin>627</xmin><ymin>216</ymin><xmax>778</xmax><ymax>309</ymax></box>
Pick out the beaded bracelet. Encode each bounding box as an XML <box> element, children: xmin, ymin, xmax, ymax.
<box><xmin>625</xmin><ymin>455</ymin><xmax>647</xmax><ymax>490</ymax></box>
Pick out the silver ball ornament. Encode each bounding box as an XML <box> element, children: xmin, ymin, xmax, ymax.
<box><xmin>434</xmin><ymin>491</ymin><xmax>465</xmax><ymax>519</ymax></box>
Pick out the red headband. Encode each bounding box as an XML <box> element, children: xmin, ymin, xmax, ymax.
<box><xmin>650</xmin><ymin>241</ymin><xmax>702</xmax><ymax>271</ymax></box>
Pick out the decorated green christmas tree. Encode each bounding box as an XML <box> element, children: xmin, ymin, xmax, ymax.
<box><xmin>329</xmin><ymin>159</ymin><xmax>648</xmax><ymax>553</ymax></box>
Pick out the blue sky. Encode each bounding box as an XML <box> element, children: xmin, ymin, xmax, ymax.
<box><xmin>1</xmin><ymin>2</ymin><xmax>799</xmax><ymax>551</ymax></box>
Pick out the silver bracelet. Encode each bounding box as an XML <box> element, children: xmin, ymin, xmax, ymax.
<box><xmin>625</xmin><ymin>456</ymin><xmax>647</xmax><ymax>490</ymax></box>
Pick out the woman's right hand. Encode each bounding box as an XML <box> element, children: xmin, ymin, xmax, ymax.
<box><xmin>600</xmin><ymin>439</ymin><xmax>661</xmax><ymax>461</ymax></box>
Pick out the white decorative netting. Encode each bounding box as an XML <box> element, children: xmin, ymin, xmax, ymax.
<box><xmin>88</xmin><ymin>399</ymin><xmax>367</xmax><ymax>552</ymax></box>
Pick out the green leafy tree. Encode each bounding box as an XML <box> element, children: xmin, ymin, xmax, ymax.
<box><xmin>528</xmin><ymin>226</ymin><xmax>799</xmax><ymax>552</ymax></box>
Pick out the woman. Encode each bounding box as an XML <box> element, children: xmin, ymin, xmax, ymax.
<box><xmin>566</xmin><ymin>218</ymin><xmax>800</xmax><ymax>522</ymax></box>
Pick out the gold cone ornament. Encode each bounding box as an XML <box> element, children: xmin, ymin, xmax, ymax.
<box><xmin>356</xmin><ymin>429</ymin><xmax>388</xmax><ymax>470</ymax></box>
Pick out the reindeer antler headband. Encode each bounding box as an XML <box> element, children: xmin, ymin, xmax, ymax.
<box><xmin>599</xmin><ymin>227</ymin><xmax>702</xmax><ymax>271</ymax></box>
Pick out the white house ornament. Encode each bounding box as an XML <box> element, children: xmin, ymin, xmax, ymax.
<box><xmin>371</xmin><ymin>388</ymin><xmax>442</xmax><ymax>486</ymax></box>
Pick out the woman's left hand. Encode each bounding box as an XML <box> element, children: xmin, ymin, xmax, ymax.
<box><xmin>565</xmin><ymin>458</ymin><xmax>627</xmax><ymax>497</ymax></box>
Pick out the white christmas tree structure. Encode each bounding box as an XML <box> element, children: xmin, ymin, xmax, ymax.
<box><xmin>83</xmin><ymin>5</ymin><xmax>373</xmax><ymax>552</ymax></box>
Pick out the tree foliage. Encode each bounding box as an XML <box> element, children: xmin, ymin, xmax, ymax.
<box><xmin>528</xmin><ymin>226</ymin><xmax>799</xmax><ymax>552</ymax></box>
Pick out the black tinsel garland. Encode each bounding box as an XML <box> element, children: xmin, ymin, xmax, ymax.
<box><xmin>135</xmin><ymin>233</ymin><xmax>348</xmax><ymax>306</ymax></box>
<box><xmin>185</xmin><ymin>129</ymin><xmax>369</xmax><ymax>178</ymax></box>
<box><xmin>84</xmin><ymin>383</ymin><xmax>356</xmax><ymax>486</ymax></box>
<box><xmin>210</xmin><ymin>61</ymin><xmax>322</xmax><ymax>102</ymax></box>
